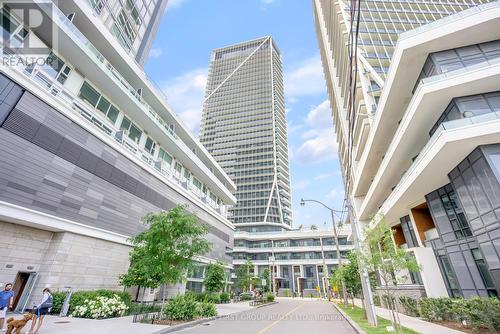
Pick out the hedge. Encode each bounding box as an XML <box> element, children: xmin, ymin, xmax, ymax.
<box><xmin>388</xmin><ymin>296</ymin><xmax>500</xmax><ymax>331</ymax></box>
<box><xmin>163</xmin><ymin>294</ymin><xmax>218</xmax><ymax>321</ymax></box>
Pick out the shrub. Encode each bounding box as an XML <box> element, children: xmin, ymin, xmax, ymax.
<box><xmin>203</xmin><ymin>293</ymin><xmax>221</xmax><ymax>304</ymax></box>
<box><xmin>381</xmin><ymin>294</ymin><xmax>395</xmax><ymax>309</ymax></box>
<box><xmin>69</xmin><ymin>290</ymin><xmax>132</xmax><ymax>314</ymax></box>
<box><xmin>265</xmin><ymin>292</ymin><xmax>275</xmax><ymax>303</ymax></box>
<box><xmin>373</xmin><ymin>295</ymin><xmax>381</xmax><ymax>306</ymax></box>
<box><xmin>398</xmin><ymin>296</ymin><xmax>420</xmax><ymax>317</ymax></box>
<box><xmin>419</xmin><ymin>297</ymin><xmax>456</xmax><ymax>322</ymax></box>
<box><xmin>219</xmin><ymin>292</ymin><xmax>230</xmax><ymax>303</ymax></box>
<box><xmin>462</xmin><ymin>297</ymin><xmax>500</xmax><ymax>331</ymax></box>
<box><xmin>70</xmin><ymin>295</ymin><xmax>128</xmax><ymax>319</ymax></box>
<box><xmin>418</xmin><ymin>297</ymin><xmax>500</xmax><ymax>330</ymax></box>
<box><xmin>197</xmin><ymin>302</ymin><xmax>217</xmax><ymax>318</ymax></box>
<box><xmin>50</xmin><ymin>291</ymin><xmax>66</xmax><ymax>314</ymax></box>
<box><xmin>240</xmin><ymin>293</ymin><xmax>252</xmax><ymax>301</ymax></box>
<box><xmin>164</xmin><ymin>294</ymin><xmax>198</xmax><ymax>321</ymax></box>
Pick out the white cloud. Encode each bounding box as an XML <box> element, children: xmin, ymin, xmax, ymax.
<box><xmin>305</xmin><ymin>100</ymin><xmax>331</xmax><ymax>129</ymax></box>
<box><xmin>285</xmin><ymin>55</ymin><xmax>326</xmax><ymax>98</ymax></box>
<box><xmin>293</xmin><ymin>100</ymin><xmax>337</xmax><ymax>164</ymax></box>
<box><xmin>161</xmin><ymin>68</ymin><xmax>207</xmax><ymax>136</ymax></box>
<box><xmin>167</xmin><ymin>0</ymin><xmax>188</xmax><ymax>9</ymax></box>
<box><xmin>149</xmin><ymin>47</ymin><xmax>163</xmax><ymax>59</ymax></box>
<box><xmin>295</xmin><ymin>128</ymin><xmax>338</xmax><ymax>164</ymax></box>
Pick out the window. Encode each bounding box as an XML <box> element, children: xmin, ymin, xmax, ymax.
<box><xmin>471</xmin><ymin>248</ymin><xmax>497</xmax><ymax>296</ymax></box>
<box><xmin>193</xmin><ymin>178</ymin><xmax>203</xmax><ymax>192</ymax></box>
<box><xmin>79</xmin><ymin>82</ymin><xmax>120</xmax><ymax>124</ymax></box>
<box><xmin>174</xmin><ymin>162</ymin><xmax>182</xmax><ymax>178</ymax></box>
<box><xmin>79</xmin><ymin>81</ymin><xmax>100</xmax><ymax>106</ymax></box>
<box><xmin>43</xmin><ymin>52</ymin><xmax>71</xmax><ymax>84</ymax></box>
<box><xmin>438</xmin><ymin>255</ymin><xmax>461</xmax><ymax>297</ymax></box>
<box><xmin>440</xmin><ymin>190</ymin><xmax>472</xmax><ymax>239</ymax></box>
<box><xmin>400</xmin><ymin>215</ymin><xmax>419</xmax><ymax>248</ymax></box>
<box><xmin>144</xmin><ymin>137</ymin><xmax>156</xmax><ymax>155</ymax></box>
<box><xmin>0</xmin><ymin>9</ymin><xmax>29</xmax><ymax>48</ymax></box>
<box><xmin>125</xmin><ymin>0</ymin><xmax>142</xmax><ymax>26</ymax></box>
<box><xmin>88</xmin><ymin>0</ymin><xmax>105</xmax><ymax>14</ymax></box>
<box><xmin>158</xmin><ymin>148</ymin><xmax>172</xmax><ymax>166</ymax></box>
<box><xmin>120</xmin><ymin>116</ymin><xmax>142</xmax><ymax>143</ymax></box>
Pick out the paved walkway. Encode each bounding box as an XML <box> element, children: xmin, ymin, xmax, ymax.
<box><xmin>353</xmin><ymin>299</ymin><xmax>466</xmax><ymax>334</ymax></box>
<box><xmin>5</xmin><ymin>302</ymin><xmax>253</xmax><ymax>334</ymax></box>
<box><xmin>175</xmin><ymin>298</ymin><xmax>356</xmax><ymax>334</ymax></box>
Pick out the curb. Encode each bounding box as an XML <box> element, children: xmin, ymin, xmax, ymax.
<box><xmin>331</xmin><ymin>302</ymin><xmax>367</xmax><ymax>334</ymax></box>
<box><xmin>255</xmin><ymin>301</ymin><xmax>278</xmax><ymax>308</ymax></box>
<box><xmin>154</xmin><ymin>301</ymin><xmax>278</xmax><ymax>333</ymax></box>
<box><xmin>153</xmin><ymin>315</ymin><xmax>221</xmax><ymax>334</ymax></box>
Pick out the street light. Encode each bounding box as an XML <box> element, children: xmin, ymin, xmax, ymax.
<box><xmin>300</xmin><ymin>198</ymin><xmax>348</xmax><ymax>305</ymax></box>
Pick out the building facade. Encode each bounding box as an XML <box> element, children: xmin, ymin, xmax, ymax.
<box><xmin>0</xmin><ymin>0</ymin><xmax>236</xmax><ymax>309</ymax></box>
<box><xmin>200</xmin><ymin>37</ymin><xmax>292</xmax><ymax>230</ymax></box>
<box><xmin>232</xmin><ymin>229</ymin><xmax>354</xmax><ymax>297</ymax></box>
<box><xmin>82</xmin><ymin>0</ymin><xmax>168</xmax><ymax>66</ymax></box>
<box><xmin>314</xmin><ymin>0</ymin><xmax>500</xmax><ymax>298</ymax></box>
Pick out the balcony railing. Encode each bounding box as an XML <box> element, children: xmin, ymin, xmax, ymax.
<box><xmin>381</xmin><ymin>111</ymin><xmax>500</xmax><ymax>215</ymax></box>
<box><xmin>1</xmin><ymin>48</ymin><xmax>225</xmax><ymax>215</ymax></box>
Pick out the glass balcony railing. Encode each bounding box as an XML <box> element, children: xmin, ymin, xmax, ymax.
<box><xmin>47</xmin><ymin>4</ymin><xmax>178</xmax><ymax>140</ymax></box>
<box><xmin>0</xmin><ymin>47</ymin><xmax>225</xmax><ymax>215</ymax></box>
<box><xmin>381</xmin><ymin>111</ymin><xmax>500</xmax><ymax>213</ymax></box>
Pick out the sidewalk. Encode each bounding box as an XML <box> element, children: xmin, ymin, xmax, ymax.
<box><xmin>352</xmin><ymin>299</ymin><xmax>466</xmax><ymax>334</ymax></box>
<box><xmin>5</xmin><ymin>301</ymin><xmax>253</xmax><ymax>334</ymax></box>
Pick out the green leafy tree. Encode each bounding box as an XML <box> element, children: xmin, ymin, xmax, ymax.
<box><xmin>234</xmin><ymin>258</ymin><xmax>258</xmax><ymax>292</ymax></box>
<box><xmin>330</xmin><ymin>251</ymin><xmax>361</xmax><ymax>306</ymax></box>
<box><xmin>204</xmin><ymin>262</ymin><xmax>226</xmax><ymax>293</ymax></box>
<box><xmin>361</xmin><ymin>218</ymin><xmax>420</xmax><ymax>334</ymax></box>
<box><xmin>119</xmin><ymin>206</ymin><xmax>211</xmax><ymax>303</ymax></box>
<box><xmin>260</xmin><ymin>268</ymin><xmax>270</xmax><ymax>292</ymax></box>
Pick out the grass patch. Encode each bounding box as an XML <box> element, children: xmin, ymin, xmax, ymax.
<box><xmin>337</xmin><ymin>303</ymin><xmax>420</xmax><ymax>334</ymax></box>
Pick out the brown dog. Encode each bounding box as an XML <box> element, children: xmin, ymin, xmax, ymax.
<box><xmin>6</xmin><ymin>313</ymin><xmax>33</xmax><ymax>334</ymax></box>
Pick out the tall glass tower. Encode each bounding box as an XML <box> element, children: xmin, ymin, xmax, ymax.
<box><xmin>200</xmin><ymin>36</ymin><xmax>292</xmax><ymax>231</ymax></box>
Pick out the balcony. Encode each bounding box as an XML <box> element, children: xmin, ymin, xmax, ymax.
<box><xmin>1</xmin><ymin>49</ymin><xmax>227</xmax><ymax>216</ymax></box>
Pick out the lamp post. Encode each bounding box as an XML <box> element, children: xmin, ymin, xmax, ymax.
<box><xmin>300</xmin><ymin>198</ymin><xmax>348</xmax><ymax>305</ymax></box>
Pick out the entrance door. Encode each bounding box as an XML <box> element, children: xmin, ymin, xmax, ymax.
<box><xmin>14</xmin><ymin>272</ymin><xmax>38</xmax><ymax>312</ymax></box>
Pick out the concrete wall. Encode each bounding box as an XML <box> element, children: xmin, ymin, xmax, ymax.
<box><xmin>0</xmin><ymin>221</ymin><xmax>130</xmax><ymax>305</ymax></box>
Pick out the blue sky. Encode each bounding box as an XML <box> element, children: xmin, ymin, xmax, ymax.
<box><xmin>144</xmin><ymin>0</ymin><xmax>345</xmax><ymax>229</ymax></box>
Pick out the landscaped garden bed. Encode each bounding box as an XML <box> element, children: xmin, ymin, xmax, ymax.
<box><xmin>399</xmin><ymin>296</ymin><xmax>500</xmax><ymax>333</ymax></box>
<box><xmin>336</xmin><ymin>303</ymin><xmax>419</xmax><ymax>334</ymax></box>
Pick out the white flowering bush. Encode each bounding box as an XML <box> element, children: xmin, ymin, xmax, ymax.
<box><xmin>70</xmin><ymin>294</ymin><xmax>128</xmax><ymax>319</ymax></box>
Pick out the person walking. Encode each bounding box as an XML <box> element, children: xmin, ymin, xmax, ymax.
<box><xmin>29</xmin><ymin>288</ymin><xmax>52</xmax><ymax>334</ymax></box>
<box><xmin>0</xmin><ymin>283</ymin><xmax>14</xmax><ymax>332</ymax></box>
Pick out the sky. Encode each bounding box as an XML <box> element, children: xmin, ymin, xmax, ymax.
<box><xmin>144</xmin><ymin>0</ymin><xmax>345</xmax><ymax>230</ymax></box>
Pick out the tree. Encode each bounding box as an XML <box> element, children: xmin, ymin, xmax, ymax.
<box><xmin>204</xmin><ymin>262</ymin><xmax>226</xmax><ymax>293</ymax></box>
<box><xmin>330</xmin><ymin>251</ymin><xmax>361</xmax><ymax>307</ymax></box>
<box><xmin>260</xmin><ymin>268</ymin><xmax>270</xmax><ymax>292</ymax></box>
<box><xmin>234</xmin><ymin>258</ymin><xmax>258</xmax><ymax>292</ymax></box>
<box><xmin>361</xmin><ymin>218</ymin><xmax>420</xmax><ymax>334</ymax></box>
<box><xmin>119</xmin><ymin>206</ymin><xmax>211</xmax><ymax>303</ymax></box>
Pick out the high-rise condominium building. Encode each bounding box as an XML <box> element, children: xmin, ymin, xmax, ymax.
<box><xmin>85</xmin><ymin>0</ymin><xmax>168</xmax><ymax>66</ymax></box>
<box><xmin>314</xmin><ymin>0</ymin><xmax>500</xmax><ymax>299</ymax></box>
<box><xmin>0</xmin><ymin>0</ymin><xmax>236</xmax><ymax>308</ymax></box>
<box><xmin>200</xmin><ymin>37</ymin><xmax>292</xmax><ymax>231</ymax></box>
